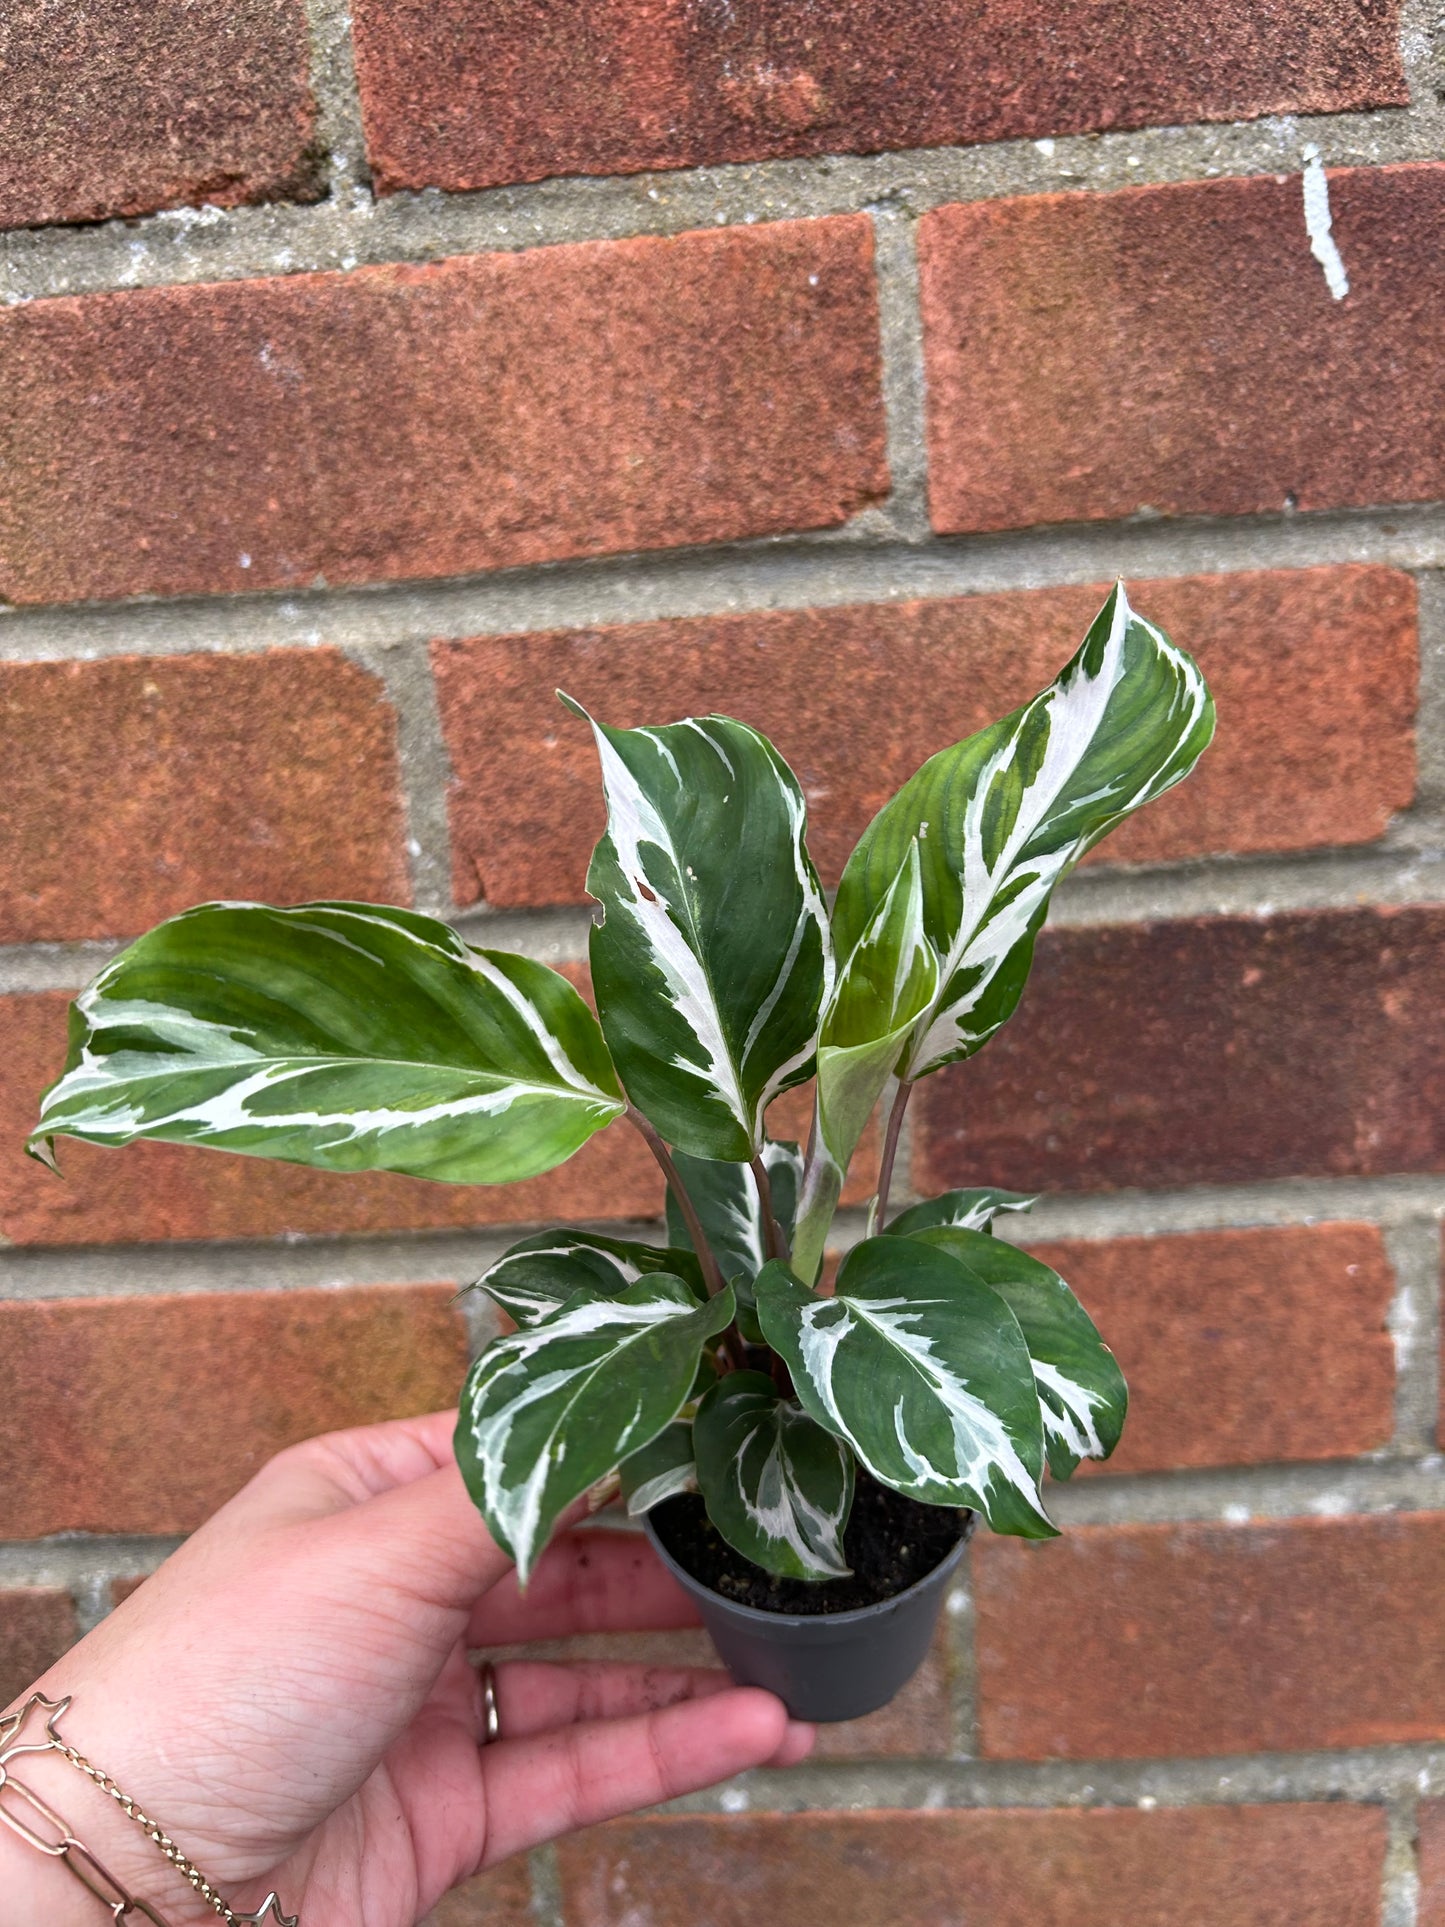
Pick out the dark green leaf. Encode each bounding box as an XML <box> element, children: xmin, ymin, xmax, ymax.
<box><xmin>694</xmin><ymin>1371</ymin><xmax>855</xmax><ymax>1579</ymax></box>
<box><xmin>909</xmin><ymin>1226</ymin><xmax>1128</xmax><ymax>1479</ymax></box>
<box><xmin>832</xmin><ymin>586</ymin><xmax>1214</xmax><ymax>1079</ymax></box>
<box><xmin>455</xmin><ymin>1277</ymin><xmax>735</xmax><ymax>1581</ymax></box>
<box><xmin>474</xmin><ymin>1229</ymin><xmax>705</xmax><ymax>1329</ymax></box>
<box><xmin>756</xmin><ymin>1241</ymin><xmax>1054</xmax><ymax>1538</ymax></box>
<box><xmin>885</xmin><ymin>1189</ymin><xmax>1038</xmax><ymax>1239</ymax></box>
<box><xmin>33</xmin><ymin>902</ymin><xmax>623</xmax><ymax>1184</ymax></box>
<box><xmin>569</xmin><ymin>700</ymin><xmax>830</xmax><ymax>1160</ymax></box>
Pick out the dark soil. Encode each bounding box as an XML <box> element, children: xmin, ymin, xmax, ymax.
<box><xmin>651</xmin><ymin>1469</ymin><xmax>971</xmax><ymax>1616</ymax></box>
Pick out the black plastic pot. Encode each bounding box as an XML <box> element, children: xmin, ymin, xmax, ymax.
<box><xmin>644</xmin><ymin>1511</ymin><xmax>974</xmax><ymax>1723</ymax></box>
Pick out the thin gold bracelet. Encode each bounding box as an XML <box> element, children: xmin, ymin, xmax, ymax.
<box><xmin>0</xmin><ymin>1694</ymin><xmax>298</xmax><ymax>1926</ymax></box>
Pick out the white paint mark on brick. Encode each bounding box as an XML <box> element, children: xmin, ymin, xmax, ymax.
<box><xmin>719</xmin><ymin>1786</ymin><xmax>750</xmax><ymax>1812</ymax></box>
<box><xmin>1302</xmin><ymin>146</ymin><xmax>1350</xmax><ymax>302</ymax></box>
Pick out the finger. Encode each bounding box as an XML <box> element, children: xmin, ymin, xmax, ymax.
<box><xmin>242</xmin><ymin>1409</ymin><xmax>462</xmax><ymax>1525</ymax></box>
<box><xmin>469</xmin><ymin>1529</ymin><xmax>699</xmax><ymax>1645</ymax></box>
<box><xmin>491</xmin><ymin>1661</ymin><xmax>733</xmax><ymax>1740</ymax></box>
<box><xmin>477</xmin><ymin>1690</ymin><xmax>811</xmax><ymax>1864</ymax></box>
<box><xmin>297</xmin><ymin>1461</ymin><xmax>514</xmax><ymax>1627</ymax></box>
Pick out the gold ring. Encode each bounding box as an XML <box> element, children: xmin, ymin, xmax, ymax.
<box><xmin>478</xmin><ymin>1659</ymin><xmax>501</xmax><ymax>1747</ymax></box>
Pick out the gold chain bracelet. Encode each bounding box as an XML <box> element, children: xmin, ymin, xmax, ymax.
<box><xmin>0</xmin><ymin>1695</ymin><xmax>298</xmax><ymax>1926</ymax></box>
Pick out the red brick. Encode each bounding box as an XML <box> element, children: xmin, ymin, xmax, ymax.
<box><xmin>0</xmin><ymin>1591</ymin><xmax>78</xmax><ymax>1709</ymax></box>
<box><xmin>3</xmin><ymin>987</ymin><xmax>870</xmax><ymax>1247</ymax></box>
<box><xmin>0</xmin><ymin>1285</ymin><xmax>470</xmax><ymax>1539</ymax></box>
<box><xmin>556</xmin><ymin>1805</ymin><xmax>1385</xmax><ymax>1926</ymax></box>
<box><xmin>482</xmin><ymin>1620</ymin><xmax>952</xmax><ymax>1759</ymax></box>
<box><xmin>0</xmin><ymin>222</ymin><xmax>886</xmax><ymax>607</ymax></box>
<box><xmin>914</xmin><ymin>907</ymin><xmax>1445</xmax><ymax>1194</ymax></box>
<box><xmin>921</xmin><ymin>164</ymin><xmax>1445</xmax><ymax>533</ymax></box>
<box><xmin>0</xmin><ymin>0</ymin><xmax>316</xmax><ymax>232</ymax></box>
<box><xmin>426</xmin><ymin>1857</ymin><xmax>534</xmax><ymax>1926</ymax></box>
<box><xmin>0</xmin><ymin>649</ymin><xmax>410</xmax><ymax>944</ymax></box>
<box><xmin>1420</xmin><ymin>1802</ymin><xmax>1445</xmax><ymax>1927</ymax></box>
<box><xmin>432</xmin><ymin>566</ymin><xmax>1416</xmax><ymax>907</ymax></box>
<box><xmin>975</xmin><ymin>1512</ymin><xmax>1445</xmax><ymax>1759</ymax></box>
<box><xmin>1028</xmin><ymin>1225</ymin><xmax>1396</xmax><ymax>1475</ymax></box>
<box><xmin>352</xmin><ymin>1</ymin><xmax>1404</xmax><ymax>194</ymax></box>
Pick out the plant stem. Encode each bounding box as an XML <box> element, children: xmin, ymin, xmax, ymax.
<box><xmin>625</xmin><ymin>1106</ymin><xmax>746</xmax><ymax>1371</ymax></box>
<box><xmin>873</xmin><ymin>1078</ymin><xmax>913</xmax><ymax>1232</ymax></box>
<box><xmin>749</xmin><ymin>1153</ymin><xmax>789</xmax><ymax>1263</ymax></box>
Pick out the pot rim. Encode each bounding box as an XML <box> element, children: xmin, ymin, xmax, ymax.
<box><xmin>643</xmin><ymin>1507</ymin><xmax>974</xmax><ymax>1631</ymax></box>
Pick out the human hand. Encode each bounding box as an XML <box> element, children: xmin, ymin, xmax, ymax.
<box><xmin>0</xmin><ymin>1410</ymin><xmax>813</xmax><ymax>1925</ymax></box>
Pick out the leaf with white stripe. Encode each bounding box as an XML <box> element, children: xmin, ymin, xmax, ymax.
<box><xmin>693</xmin><ymin>1371</ymin><xmax>855</xmax><ymax>1580</ymax></box>
<box><xmin>665</xmin><ymin>1137</ymin><xmax>803</xmax><ymax>1342</ymax></box>
<box><xmin>455</xmin><ymin>1277</ymin><xmax>735</xmax><ymax>1582</ymax></box>
<box><xmin>32</xmin><ymin>902</ymin><xmax>624</xmax><ymax>1183</ymax></box>
<box><xmin>909</xmin><ymin>1226</ymin><xmax>1128</xmax><ymax>1480</ymax></box>
<box><xmin>832</xmin><ymin>585</ymin><xmax>1214</xmax><ymax>1079</ymax></box>
<box><xmin>885</xmin><ymin>1189</ymin><xmax>1038</xmax><ymax>1239</ymax></box>
<box><xmin>755</xmin><ymin>1240</ymin><xmax>1055</xmax><ymax>1539</ymax></box>
<box><xmin>568</xmin><ymin>698</ymin><xmax>830</xmax><ymax>1161</ymax></box>
<box><xmin>620</xmin><ymin>1422</ymin><xmax>698</xmax><ymax>1517</ymax></box>
<box><xmin>794</xmin><ymin>842</ymin><xmax>938</xmax><ymax>1280</ymax></box>
<box><xmin>474</xmin><ymin>1230</ymin><xmax>705</xmax><ymax>1330</ymax></box>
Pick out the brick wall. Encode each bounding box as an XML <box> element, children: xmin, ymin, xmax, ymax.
<box><xmin>3</xmin><ymin>5</ymin><xmax>1444</xmax><ymax>1924</ymax></box>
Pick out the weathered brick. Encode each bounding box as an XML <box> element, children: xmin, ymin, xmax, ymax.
<box><xmin>556</xmin><ymin>1805</ymin><xmax>1385</xmax><ymax>1926</ymax></box>
<box><xmin>482</xmin><ymin>1619</ymin><xmax>953</xmax><ymax>1760</ymax></box>
<box><xmin>0</xmin><ymin>221</ymin><xmax>886</xmax><ymax>606</ymax></box>
<box><xmin>425</xmin><ymin>1857</ymin><xmax>535</xmax><ymax>1927</ymax></box>
<box><xmin>0</xmin><ymin>1286</ymin><xmax>470</xmax><ymax>1538</ymax></box>
<box><xmin>1029</xmin><ymin>1225</ymin><xmax>1396</xmax><ymax>1475</ymax></box>
<box><xmin>0</xmin><ymin>649</ymin><xmax>410</xmax><ymax>944</ymax></box>
<box><xmin>3</xmin><ymin>993</ymin><xmax>866</xmax><ymax>1246</ymax></box>
<box><xmin>433</xmin><ymin>566</ymin><xmax>1416</xmax><ymax>907</ymax></box>
<box><xmin>1420</xmin><ymin>1802</ymin><xmax>1445</xmax><ymax>1927</ymax></box>
<box><xmin>0</xmin><ymin>1590</ymin><xmax>78</xmax><ymax>1709</ymax></box>
<box><xmin>352</xmin><ymin>1</ymin><xmax>1404</xmax><ymax>194</ymax></box>
<box><xmin>975</xmin><ymin>1513</ymin><xmax>1445</xmax><ymax>1759</ymax></box>
<box><xmin>0</xmin><ymin>0</ymin><xmax>316</xmax><ymax>231</ymax></box>
<box><xmin>921</xmin><ymin>165</ymin><xmax>1445</xmax><ymax>532</ymax></box>
<box><xmin>914</xmin><ymin>908</ymin><xmax>1445</xmax><ymax>1194</ymax></box>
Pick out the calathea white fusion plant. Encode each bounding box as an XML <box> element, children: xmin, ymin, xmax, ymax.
<box><xmin>31</xmin><ymin>586</ymin><xmax>1213</xmax><ymax>1589</ymax></box>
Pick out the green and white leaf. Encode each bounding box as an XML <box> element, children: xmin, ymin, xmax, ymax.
<box><xmin>32</xmin><ymin>902</ymin><xmax>624</xmax><ymax>1184</ymax></box>
<box><xmin>455</xmin><ymin>1277</ymin><xmax>735</xmax><ymax>1582</ymax></box>
<box><xmin>693</xmin><ymin>1371</ymin><xmax>855</xmax><ymax>1580</ymax></box>
<box><xmin>909</xmin><ymin>1226</ymin><xmax>1127</xmax><ymax>1480</ymax></box>
<box><xmin>885</xmin><ymin>1189</ymin><xmax>1038</xmax><ymax>1239</ymax></box>
<box><xmin>832</xmin><ymin>585</ymin><xmax>1214</xmax><ymax>1079</ymax></box>
<box><xmin>665</xmin><ymin>1137</ymin><xmax>803</xmax><ymax>1342</ymax></box>
<box><xmin>756</xmin><ymin>1239</ymin><xmax>1054</xmax><ymax>1538</ymax></box>
<box><xmin>569</xmin><ymin>698</ymin><xmax>830</xmax><ymax>1161</ymax></box>
<box><xmin>793</xmin><ymin>843</ymin><xmax>938</xmax><ymax>1281</ymax></box>
<box><xmin>620</xmin><ymin>1422</ymin><xmax>698</xmax><ymax>1517</ymax></box>
<box><xmin>474</xmin><ymin>1229</ymin><xmax>705</xmax><ymax>1329</ymax></box>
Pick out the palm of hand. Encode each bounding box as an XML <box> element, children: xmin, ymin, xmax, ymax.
<box><xmin>19</xmin><ymin>1414</ymin><xmax>809</xmax><ymax>1927</ymax></box>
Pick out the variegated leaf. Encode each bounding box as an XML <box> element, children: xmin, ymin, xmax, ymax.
<box><xmin>620</xmin><ymin>1422</ymin><xmax>698</xmax><ymax>1516</ymax></box>
<box><xmin>474</xmin><ymin>1230</ymin><xmax>705</xmax><ymax>1329</ymax></box>
<box><xmin>755</xmin><ymin>1240</ymin><xmax>1054</xmax><ymax>1538</ymax></box>
<box><xmin>909</xmin><ymin>1226</ymin><xmax>1128</xmax><ymax>1479</ymax></box>
<box><xmin>693</xmin><ymin>1370</ymin><xmax>855</xmax><ymax>1580</ymax></box>
<box><xmin>665</xmin><ymin>1137</ymin><xmax>803</xmax><ymax>1342</ymax></box>
<box><xmin>455</xmin><ymin>1277</ymin><xmax>735</xmax><ymax>1582</ymax></box>
<box><xmin>832</xmin><ymin>585</ymin><xmax>1214</xmax><ymax>1079</ymax></box>
<box><xmin>885</xmin><ymin>1189</ymin><xmax>1038</xmax><ymax>1239</ymax></box>
<box><xmin>794</xmin><ymin>843</ymin><xmax>939</xmax><ymax>1281</ymax></box>
<box><xmin>568</xmin><ymin>698</ymin><xmax>831</xmax><ymax>1161</ymax></box>
<box><xmin>32</xmin><ymin>902</ymin><xmax>624</xmax><ymax>1184</ymax></box>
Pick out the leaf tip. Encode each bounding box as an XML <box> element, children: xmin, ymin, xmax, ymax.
<box><xmin>24</xmin><ymin>1132</ymin><xmax>62</xmax><ymax>1177</ymax></box>
<box><xmin>556</xmin><ymin>689</ymin><xmax>590</xmax><ymax>723</ymax></box>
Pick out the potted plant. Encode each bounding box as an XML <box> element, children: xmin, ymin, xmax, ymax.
<box><xmin>30</xmin><ymin>584</ymin><xmax>1213</xmax><ymax>1723</ymax></box>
